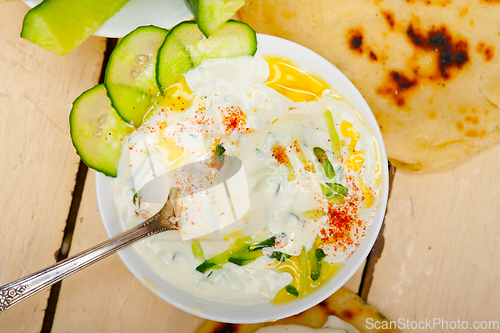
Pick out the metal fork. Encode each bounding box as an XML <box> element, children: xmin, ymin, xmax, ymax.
<box><xmin>0</xmin><ymin>187</ymin><xmax>182</xmax><ymax>312</ymax></box>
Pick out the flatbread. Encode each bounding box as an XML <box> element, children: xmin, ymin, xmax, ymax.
<box><xmin>239</xmin><ymin>0</ymin><xmax>500</xmax><ymax>171</ymax></box>
<box><xmin>196</xmin><ymin>287</ymin><xmax>400</xmax><ymax>333</ymax></box>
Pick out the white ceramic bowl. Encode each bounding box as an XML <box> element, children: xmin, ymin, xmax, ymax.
<box><xmin>95</xmin><ymin>34</ymin><xmax>389</xmax><ymax>323</ymax></box>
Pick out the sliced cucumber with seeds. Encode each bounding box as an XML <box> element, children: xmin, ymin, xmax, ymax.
<box><xmin>70</xmin><ymin>84</ymin><xmax>133</xmax><ymax>177</ymax></box>
<box><xmin>105</xmin><ymin>25</ymin><xmax>168</xmax><ymax>126</ymax></box>
<box><xmin>184</xmin><ymin>0</ymin><xmax>246</xmax><ymax>38</ymax></box>
<box><xmin>156</xmin><ymin>20</ymin><xmax>257</xmax><ymax>90</ymax></box>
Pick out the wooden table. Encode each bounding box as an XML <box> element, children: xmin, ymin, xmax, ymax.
<box><xmin>1</xmin><ymin>2</ymin><xmax>498</xmax><ymax>332</ymax></box>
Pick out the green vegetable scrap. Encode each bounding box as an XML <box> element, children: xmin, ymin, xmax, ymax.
<box><xmin>191</xmin><ymin>239</ymin><xmax>205</xmax><ymax>261</ymax></box>
<box><xmin>320</xmin><ymin>183</ymin><xmax>334</xmax><ymax>197</ymax></box>
<box><xmin>329</xmin><ymin>183</ymin><xmax>349</xmax><ymax>195</ymax></box>
<box><xmin>212</xmin><ymin>143</ymin><xmax>226</xmax><ymax>170</ymax></box>
<box><xmin>249</xmin><ymin>236</ymin><xmax>275</xmax><ymax>251</ymax></box>
<box><xmin>323</xmin><ymin>109</ymin><xmax>341</xmax><ymax>161</ymax></box>
<box><xmin>196</xmin><ymin>236</ymin><xmax>276</xmax><ymax>273</ymax></box>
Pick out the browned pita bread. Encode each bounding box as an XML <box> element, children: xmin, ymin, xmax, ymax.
<box><xmin>196</xmin><ymin>287</ymin><xmax>400</xmax><ymax>333</ymax></box>
<box><xmin>239</xmin><ymin>0</ymin><xmax>500</xmax><ymax>171</ymax></box>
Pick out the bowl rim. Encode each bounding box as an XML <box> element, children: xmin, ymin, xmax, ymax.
<box><xmin>95</xmin><ymin>33</ymin><xmax>389</xmax><ymax>323</ymax></box>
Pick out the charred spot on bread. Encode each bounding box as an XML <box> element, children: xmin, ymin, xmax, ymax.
<box><xmin>347</xmin><ymin>27</ymin><xmax>364</xmax><ymax>54</ymax></box>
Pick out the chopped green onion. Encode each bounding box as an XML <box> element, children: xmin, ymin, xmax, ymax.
<box><xmin>270</xmin><ymin>251</ymin><xmax>291</xmax><ymax>262</ymax></box>
<box><xmin>249</xmin><ymin>236</ymin><xmax>275</xmax><ymax>251</ymax></box>
<box><xmin>228</xmin><ymin>251</ymin><xmax>263</xmax><ymax>266</ymax></box>
<box><xmin>323</xmin><ymin>109</ymin><xmax>341</xmax><ymax>161</ymax></box>
<box><xmin>320</xmin><ymin>183</ymin><xmax>334</xmax><ymax>197</ymax></box>
<box><xmin>308</xmin><ymin>244</ymin><xmax>326</xmax><ymax>281</ymax></box>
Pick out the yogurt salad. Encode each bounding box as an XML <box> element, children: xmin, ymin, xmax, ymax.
<box><xmin>112</xmin><ymin>54</ymin><xmax>383</xmax><ymax>304</ymax></box>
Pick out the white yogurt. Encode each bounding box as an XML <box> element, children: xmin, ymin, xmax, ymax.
<box><xmin>113</xmin><ymin>55</ymin><xmax>381</xmax><ymax>303</ymax></box>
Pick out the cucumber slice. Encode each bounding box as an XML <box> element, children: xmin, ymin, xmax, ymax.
<box><xmin>70</xmin><ymin>84</ymin><xmax>133</xmax><ymax>177</ymax></box>
<box><xmin>184</xmin><ymin>0</ymin><xmax>245</xmax><ymax>38</ymax></box>
<box><xmin>21</xmin><ymin>0</ymin><xmax>130</xmax><ymax>56</ymax></box>
<box><xmin>156</xmin><ymin>20</ymin><xmax>257</xmax><ymax>90</ymax></box>
<box><xmin>104</xmin><ymin>84</ymin><xmax>153</xmax><ymax>127</ymax></box>
<box><xmin>105</xmin><ymin>26</ymin><xmax>168</xmax><ymax>126</ymax></box>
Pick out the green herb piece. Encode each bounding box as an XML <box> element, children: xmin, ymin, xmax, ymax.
<box><xmin>320</xmin><ymin>183</ymin><xmax>334</xmax><ymax>197</ymax></box>
<box><xmin>285</xmin><ymin>285</ymin><xmax>299</xmax><ymax>297</ymax></box>
<box><xmin>313</xmin><ymin>147</ymin><xmax>335</xmax><ymax>179</ymax></box>
<box><xmin>270</xmin><ymin>251</ymin><xmax>291</xmax><ymax>262</ymax></box>
<box><xmin>308</xmin><ymin>244</ymin><xmax>326</xmax><ymax>281</ymax></box>
<box><xmin>191</xmin><ymin>239</ymin><xmax>205</xmax><ymax>261</ymax></box>
<box><xmin>211</xmin><ymin>143</ymin><xmax>226</xmax><ymax>170</ymax></box>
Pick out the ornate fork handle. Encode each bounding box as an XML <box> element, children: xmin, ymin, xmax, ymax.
<box><xmin>0</xmin><ymin>189</ymin><xmax>179</xmax><ymax>313</ymax></box>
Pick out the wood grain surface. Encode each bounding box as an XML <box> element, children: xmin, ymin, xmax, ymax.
<box><xmin>368</xmin><ymin>143</ymin><xmax>500</xmax><ymax>332</ymax></box>
<box><xmin>0</xmin><ymin>2</ymin><xmax>106</xmax><ymax>332</ymax></box>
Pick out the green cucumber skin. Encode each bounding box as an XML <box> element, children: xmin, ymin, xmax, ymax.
<box><xmin>184</xmin><ymin>0</ymin><xmax>246</xmax><ymax>38</ymax></box>
<box><xmin>156</xmin><ymin>21</ymin><xmax>198</xmax><ymax>91</ymax></box>
<box><xmin>105</xmin><ymin>25</ymin><xmax>168</xmax><ymax>126</ymax></box>
<box><xmin>21</xmin><ymin>0</ymin><xmax>130</xmax><ymax>56</ymax></box>
<box><xmin>70</xmin><ymin>84</ymin><xmax>132</xmax><ymax>177</ymax></box>
<box><xmin>156</xmin><ymin>20</ymin><xmax>257</xmax><ymax>91</ymax></box>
